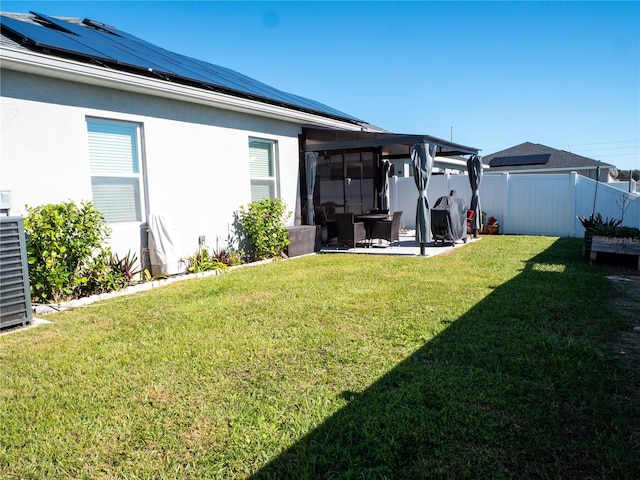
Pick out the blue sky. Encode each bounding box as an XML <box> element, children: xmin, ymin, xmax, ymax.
<box><xmin>3</xmin><ymin>1</ymin><xmax>639</xmax><ymax>171</ymax></box>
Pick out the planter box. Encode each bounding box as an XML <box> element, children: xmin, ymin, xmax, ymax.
<box><xmin>590</xmin><ymin>235</ymin><xmax>640</xmax><ymax>271</ymax></box>
<box><xmin>285</xmin><ymin>226</ymin><xmax>320</xmax><ymax>258</ymax></box>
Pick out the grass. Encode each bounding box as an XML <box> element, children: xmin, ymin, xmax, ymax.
<box><xmin>1</xmin><ymin>236</ymin><xmax>639</xmax><ymax>479</ymax></box>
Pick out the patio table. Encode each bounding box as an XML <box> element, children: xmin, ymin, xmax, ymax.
<box><xmin>355</xmin><ymin>214</ymin><xmax>391</xmax><ymax>245</ymax></box>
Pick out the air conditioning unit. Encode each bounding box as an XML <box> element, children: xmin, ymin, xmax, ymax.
<box><xmin>0</xmin><ymin>216</ymin><xmax>33</xmax><ymax>329</ymax></box>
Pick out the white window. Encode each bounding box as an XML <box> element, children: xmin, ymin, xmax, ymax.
<box><xmin>87</xmin><ymin>119</ymin><xmax>144</xmax><ymax>223</ymax></box>
<box><xmin>249</xmin><ymin>138</ymin><xmax>279</xmax><ymax>201</ymax></box>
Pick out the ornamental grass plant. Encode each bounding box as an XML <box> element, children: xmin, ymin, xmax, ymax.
<box><xmin>1</xmin><ymin>236</ymin><xmax>638</xmax><ymax>478</ymax></box>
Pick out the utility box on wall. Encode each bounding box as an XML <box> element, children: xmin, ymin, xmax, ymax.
<box><xmin>0</xmin><ymin>216</ymin><xmax>33</xmax><ymax>329</ymax></box>
<box><xmin>0</xmin><ymin>190</ymin><xmax>12</xmax><ymax>215</ymax></box>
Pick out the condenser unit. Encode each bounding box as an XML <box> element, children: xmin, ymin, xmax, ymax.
<box><xmin>0</xmin><ymin>216</ymin><xmax>33</xmax><ymax>329</ymax></box>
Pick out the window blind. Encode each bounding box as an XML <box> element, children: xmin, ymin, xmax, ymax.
<box><xmin>91</xmin><ymin>178</ymin><xmax>141</xmax><ymax>223</ymax></box>
<box><xmin>249</xmin><ymin>140</ymin><xmax>273</xmax><ymax>177</ymax></box>
<box><xmin>249</xmin><ymin>138</ymin><xmax>277</xmax><ymax>201</ymax></box>
<box><xmin>250</xmin><ymin>180</ymin><xmax>275</xmax><ymax>203</ymax></box>
<box><xmin>88</xmin><ymin>121</ymin><xmax>139</xmax><ymax>174</ymax></box>
<box><xmin>87</xmin><ymin>119</ymin><xmax>143</xmax><ymax>223</ymax></box>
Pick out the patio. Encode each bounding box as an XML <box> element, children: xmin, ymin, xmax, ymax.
<box><xmin>319</xmin><ymin>230</ymin><xmax>481</xmax><ymax>256</ymax></box>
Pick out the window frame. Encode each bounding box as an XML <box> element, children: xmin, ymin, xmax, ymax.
<box><xmin>249</xmin><ymin>137</ymin><xmax>280</xmax><ymax>201</ymax></box>
<box><xmin>86</xmin><ymin>117</ymin><xmax>146</xmax><ymax>224</ymax></box>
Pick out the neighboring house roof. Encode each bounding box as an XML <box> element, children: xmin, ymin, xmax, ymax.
<box><xmin>483</xmin><ymin>142</ymin><xmax>615</xmax><ymax>173</ymax></box>
<box><xmin>0</xmin><ymin>11</ymin><xmax>367</xmax><ymax>127</ymax></box>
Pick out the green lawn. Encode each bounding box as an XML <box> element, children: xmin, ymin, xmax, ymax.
<box><xmin>1</xmin><ymin>236</ymin><xmax>638</xmax><ymax>479</ymax></box>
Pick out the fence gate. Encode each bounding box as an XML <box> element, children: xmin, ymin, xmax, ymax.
<box><xmin>0</xmin><ymin>217</ymin><xmax>33</xmax><ymax>329</ymax></box>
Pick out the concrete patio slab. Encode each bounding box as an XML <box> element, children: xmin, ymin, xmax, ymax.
<box><xmin>319</xmin><ymin>231</ymin><xmax>481</xmax><ymax>257</ymax></box>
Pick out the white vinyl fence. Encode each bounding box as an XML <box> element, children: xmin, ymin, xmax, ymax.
<box><xmin>390</xmin><ymin>172</ymin><xmax>640</xmax><ymax>237</ymax></box>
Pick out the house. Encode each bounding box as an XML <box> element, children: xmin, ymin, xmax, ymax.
<box><xmin>483</xmin><ymin>142</ymin><xmax>616</xmax><ymax>182</ymax></box>
<box><xmin>0</xmin><ymin>11</ymin><xmax>480</xmax><ymax>267</ymax></box>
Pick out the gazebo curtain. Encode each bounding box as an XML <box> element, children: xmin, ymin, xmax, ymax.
<box><xmin>411</xmin><ymin>142</ymin><xmax>436</xmax><ymax>245</ymax></box>
<box><xmin>466</xmin><ymin>155</ymin><xmax>483</xmax><ymax>236</ymax></box>
<box><xmin>304</xmin><ymin>152</ymin><xmax>317</xmax><ymax>225</ymax></box>
<box><xmin>379</xmin><ymin>159</ymin><xmax>391</xmax><ymax>211</ymax></box>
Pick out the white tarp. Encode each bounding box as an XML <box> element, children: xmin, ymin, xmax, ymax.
<box><xmin>147</xmin><ymin>213</ymin><xmax>184</xmax><ymax>276</ymax></box>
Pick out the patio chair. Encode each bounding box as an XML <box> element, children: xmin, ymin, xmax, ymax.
<box><xmin>370</xmin><ymin>211</ymin><xmax>402</xmax><ymax>247</ymax></box>
<box><xmin>466</xmin><ymin>209</ymin><xmax>475</xmax><ymax>234</ymax></box>
<box><xmin>315</xmin><ymin>208</ymin><xmax>337</xmax><ymax>243</ymax></box>
<box><xmin>335</xmin><ymin>212</ymin><xmax>367</xmax><ymax>248</ymax></box>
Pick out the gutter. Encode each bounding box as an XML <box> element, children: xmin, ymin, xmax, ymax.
<box><xmin>0</xmin><ymin>46</ymin><xmax>370</xmax><ymax>132</ymax></box>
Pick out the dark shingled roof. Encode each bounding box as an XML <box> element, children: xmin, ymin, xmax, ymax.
<box><xmin>483</xmin><ymin>142</ymin><xmax>614</xmax><ymax>171</ymax></box>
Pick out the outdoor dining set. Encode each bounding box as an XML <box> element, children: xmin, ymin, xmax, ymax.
<box><xmin>316</xmin><ymin>208</ymin><xmax>403</xmax><ymax>249</ymax></box>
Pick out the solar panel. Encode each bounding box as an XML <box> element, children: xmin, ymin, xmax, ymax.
<box><xmin>88</xmin><ymin>19</ymin><xmax>352</xmax><ymax>117</ymax></box>
<box><xmin>490</xmin><ymin>154</ymin><xmax>550</xmax><ymax>167</ymax></box>
<box><xmin>0</xmin><ymin>14</ymin><xmax>110</xmax><ymax>59</ymax></box>
<box><xmin>30</xmin><ymin>12</ymin><xmax>180</xmax><ymax>74</ymax></box>
<box><xmin>1</xmin><ymin>12</ymin><xmax>361</xmax><ymax>121</ymax></box>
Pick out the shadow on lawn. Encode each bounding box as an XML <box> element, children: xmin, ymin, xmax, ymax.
<box><xmin>251</xmin><ymin>238</ymin><xmax>638</xmax><ymax>479</ymax></box>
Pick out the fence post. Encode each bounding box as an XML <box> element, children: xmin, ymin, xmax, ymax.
<box><xmin>568</xmin><ymin>172</ymin><xmax>578</xmax><ymax>237</ymax></box>
<box><xmin>502</xmin><ymin>172</ymin><xmax>510</xmax><ymax>234</ymax></box>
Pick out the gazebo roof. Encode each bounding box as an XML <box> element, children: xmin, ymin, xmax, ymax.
<box><xmin>302</xmin><ymin>127</ymin><xmax>480</xmax><ymax>158</ymax></box>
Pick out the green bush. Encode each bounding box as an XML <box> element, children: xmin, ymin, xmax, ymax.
<box><xmin>211</xmin><ymin>246</ymin><xmax>243</xmax><ymax>267</ymax></box>
<box><xmin>74</xmin><ymin>251</ymin><xmax>148</xmax><ymax>298</ymax></box>
<box><xmin>183</xmin><ymin>248</ymin><xmax>229</xmax><ymax>274</ymax></box>
<box><xmin>236</xmin><ymin>199</ymin><xmax>291</xmax><ymax>261</ymax></box>
<box><xmin>578</xmin><ymin>213</ymin><xmax>640</xmax><ymax>238</ymax></box>
<box><xmin>24</xmin><ymin>201</ymin><xmax>116</xmax><ymax>303</ymax></box>
<box><xmin>73</xmin><ymin>249</ymin><xmax>119</xmax><ymax>299</ymax></box>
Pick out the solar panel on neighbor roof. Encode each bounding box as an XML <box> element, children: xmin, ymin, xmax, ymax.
<box><xmin>490</xmin><ymin>153</ymin><xmax>551</xmax><ymax>167</ymax></box>
<box><xmin>0</xmin><ymin>13</ymin><xmax>360</xmax><ymax>121</ymax></box>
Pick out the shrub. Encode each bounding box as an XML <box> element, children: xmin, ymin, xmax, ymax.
<box><xmin>211</xmin><ymin>246</ymin><xmax>243</xmax><ymax>267</ymax></box>
<box><xmin>73</xmin><ymin>249</ymin><xmax>121</xmax><ymax>298</ymax></box>
<box><xmin>25</xmin><ymin>201</ymin><xmax>114</xmax><ymax>303</ymax></box>
<box><xmin>236</xmin><ymin>199</ymin><xmax>291</xmax><ymax>261</ymax></box>
<box><xmin>576</xmin><ymin>213</ymin><xmax>640</xmax><ymax>238</ymax></box>
<box><xmin>109</xmin><ymin>251</ymin><xmax>148</xmax><ymax>285</ymax></box>
<box><xmin>183</xmin><ymin>248</ymin><xmax>228</xmax><ymax>274</ymax></box>
<box><xmin>74</xmin><ymin>251</ymin><xmax>149</xmax><ymax>298</ymax></box>
<box><xmin>577</xmin><ymin>213</ymin><xmax>622</xmax><ymax>234</ymax></box>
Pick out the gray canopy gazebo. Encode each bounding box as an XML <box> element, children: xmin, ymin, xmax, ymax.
<box><xmin>300</xmin><ymin>127</ymin><xmax>481</xmax><ymax>254</ymax></box>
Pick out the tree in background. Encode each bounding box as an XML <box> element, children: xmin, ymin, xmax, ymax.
<box><xmin>616</xmin><ymin>169</ymin><xmax>639</xmax><ymax>182</ymax></box>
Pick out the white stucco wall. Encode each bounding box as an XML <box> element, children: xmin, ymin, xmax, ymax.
<box><xmin>0</xmin><ymin>69</ymin><xmax>304</xmax><ymax>261</ymax></box>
